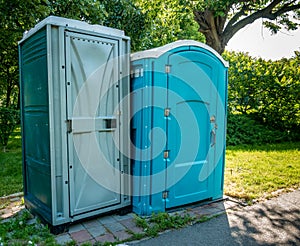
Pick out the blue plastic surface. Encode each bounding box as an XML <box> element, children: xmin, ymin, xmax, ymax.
<box><xmin>131</xmin><ymin>41</ymin><xmax>228</xmax><ymax>215</ymax></box>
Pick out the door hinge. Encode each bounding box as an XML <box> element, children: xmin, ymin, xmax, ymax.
<box><xmin>165</xmin><ymin>65</ymin><xmax>171</xmax><ymax>73</ymax></box>
<box><xmin>66</xmin><ymin>120</ymin><xmax>72</xmax><ymax>133</ymax></box>
<box><xmin>162</xmin><ymin>191</ymin><xmax>169</xmax><ymax>199</ymax></box>
<box><xmin>163</xmin><ymin>150</ymin><xmax>169</xmax><ymax>159</ymax></box>
<box><xmin>164</xmin><ymin>108</ymin><xmax>170</xmax><ymax>117</ymax></box>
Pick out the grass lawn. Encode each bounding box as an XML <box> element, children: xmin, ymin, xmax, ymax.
<box><xmin>224</xmin><ymin>142</ymin><xmax>300</xmax><ymax>203</ymax></box>
<box><xmin>0</xmin><ymin>128</ymin><xmax>22</xmax><ymax>197</ymax></box>
<box><xmin>1</xmin><ymin>129</ymin><xmax>299</xmax><ymax>204</ymax></box>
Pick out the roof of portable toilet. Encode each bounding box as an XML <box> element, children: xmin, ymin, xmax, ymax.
<box><xmin>19</xmin><ymin>16</ymin><xmax>127</xmax><ymax>44</ymax></box>
<box><xmin>131</xmin><ymin>40</ymin><xmax>229</xmax><ymax>67</ymax></box>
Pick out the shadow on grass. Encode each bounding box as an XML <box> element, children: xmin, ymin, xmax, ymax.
<box><xmin>227</xmin><ymin>141</ymin><xmax>300</xmax><ymax>152</ymax></box>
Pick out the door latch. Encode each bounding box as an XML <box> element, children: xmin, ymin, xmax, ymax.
<box><xmin>164</xmin><ymin>108</ymin><xmax>170</xmax><ymax>117</ymax></box>
<box><xmin>66</xmin><ymin>120</ymin><xmax>72</xmax><ymax>133</ymax></box>
<box><xmin>162</xmin><ymin>191</ymin><xmax>169</xmax><ymax>199</ymax></box>
<box><xmin>163</xmin><ymin>150</ymin><xmax>169</xmax><ymax>159</ymax></box>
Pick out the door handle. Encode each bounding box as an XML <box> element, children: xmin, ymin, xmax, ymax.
<box><xmin>104</xmin><ymin>118</ymin><xmax>116</xmax><ymax>129</ymax></box>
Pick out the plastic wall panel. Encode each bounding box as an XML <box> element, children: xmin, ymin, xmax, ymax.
<box><xmin>20</xmin><ymin>28</ymin><xmax>52</xmax><ymax>212</ymax></box>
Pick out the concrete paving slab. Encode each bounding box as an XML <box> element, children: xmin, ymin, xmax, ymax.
<box><xmin>104</xmin><ymin>221</ymin><xmax>126</xmax><ymax>232</ymax></box>
<box><xmin>55</xmin><ymin>233</ymin><xmax>73</xmax><ymax>245</ymax></box>
<box><xmin>68</xmin><ymin>223</ymin><xmax>85</xmax><ymax>233</ymax></box>
<box><xmin>86</xmin><ymin>224</ymin><xmax>106</xmax><ymax>238</ymax></box>
<box><xmin>82</xmin><ymin>219</ymin><xmax>101</xmax><ymax>229</ymax></box>
<box><xmin>70</xmin><ymin>229</ymin><xmax>92</xmax><ymax>243</ymax></box>
<box><xmin>98</xmin><ymin>215</ymin><xmax>118</xmax><ymax>225</ymax></box>
<box><xmin>113</xmin><ymin>230</ymin><xmax>132</xmax><ymax>241</ymax></box>
<box><xmin>95</xmin><ymin>233</ymin><xmax>116</xmax><ymax>243</ymax></box>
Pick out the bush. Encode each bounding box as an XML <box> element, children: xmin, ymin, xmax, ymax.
<box><xmin>226</xmin><ymin>113</ymin><xmax>294</xmax><ymax>146</ymax></box>
<box><xmin>223</xmin><ymin>51</ymin><xmax>300</xmax><ymax>136</ymax></box>
<box><xmin>0</xmin><ymin>107</ymin><xmax>20</xmax><ymax>151</ymax></box>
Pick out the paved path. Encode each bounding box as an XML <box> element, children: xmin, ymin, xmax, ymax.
<box><xmin>54</xmin><ymin>198</ymin><xmax>238</xmax><ymax>245</ymax></box>
<box><xmin>130</xmin><ymin>189</ymin><xmax>300</xmax><ymax>246</ymax></box>
<box><xmin>1</xmin><ymin>189</ymin><xmax>299</xmax><ymax>245</ymax></box>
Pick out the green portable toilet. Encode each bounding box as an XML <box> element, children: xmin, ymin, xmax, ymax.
<box><xmin>19</xmin><ymin>16</ymin><xmax>131</xmax><ymax>228</ymax></box>
<box><xmin>131</xmin><ymin>40</ymin><xmax>229</xmax><ymax>215</ymax></box>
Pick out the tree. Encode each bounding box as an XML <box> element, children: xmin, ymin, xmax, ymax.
<box><xmin>191</xmin><ymin>0</ymin><xmax>300</xmax><ymax>54</ymax></box>
<box><xmin>46</xmin><ymin>0</ymin><xmax>147</xmax><ymax>51</ymax></box>
<box><xmin>0</xmin><ymin>0</ymin><xmax>48</xmax><ymax>108</ymax></box>
<box><xmin>0</xmin><ymin>0</ymin><xmax>147</xmax><ymax>109</ymax></box>
<box><xmin>134</xmin><ymin>0</ymin><xmax>205</xmax><ymax>50</ymax></box>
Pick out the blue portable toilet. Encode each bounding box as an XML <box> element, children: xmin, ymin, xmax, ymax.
<box><xmin>130</xmin><ymin>40</ymin><xmax>229</xmax><ymax>216</ymax></box>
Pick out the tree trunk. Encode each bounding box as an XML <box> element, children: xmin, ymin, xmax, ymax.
<box><xmin>194</xmin><ymin>1</ymin><xmax>300</xmax><ymax>55</ymax></box>
<box><xmin>203</xmin><ymin>31</ymin><xmax>226</xmax><ymax>54</ymax></box>
<box><xmin>193</xmin><ymin>9</ymin><xmax>227</xmax><ymax>54</ymax></box>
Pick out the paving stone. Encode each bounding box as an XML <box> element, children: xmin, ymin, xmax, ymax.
<box><xmin>120</xmin><ymin>218</ymin><xmax>144</xmax><ymax>234</ymax></box>
<box><xmin>192</xmin><ymin>203</ymin><xmax>223</xmax><ymax>216</ymax></box>
<box><xmin>70</xmin><ymin>229</ymin><xmax>92</xmax><ymax>243</ymax></box>
<box><xmin>95</xmin><ymin>233</ymin><xmax>116</xmax><ymax>243</ymax></box>
<box><xmin>87</xmin><ymin>225</ymin><xmax>106</xmax><ymax>237</ymax></box>
<box><xmin>113</xmin><ymin>213</ymin><xmax>135</xmax><ymax>221</ymax></box>
<box><xmin>223</xmin><ymin>200</ymin><xmax>240</xmax><ymax>210</ymax></box>
<box><xmin>10</xmin><ymin>197</ymin><xmax>21</xmax><ymax>202</ymax></box>
<box><xmin>68</xmin><ymin>223</ymin><xmax>85</xmax><ymax>233</ymax></box>
<box><xmin>104</xmin><ymin>222</ymin><xmax>126</xmax><ymax>232</ymax></box>
<box><xmin>1</xmin><ymin>212</ymin><xmax>13</xmax><ymax>219</ymax></box>
<box><xmin>78</xmin><ymin>239</ymin><xmax>96</xmax><ymax>245</ymax></box>
<box><xmin>199</xmin><ymin>206</ymin><xmax>223</xmax><ymax>216</ymax></box>
<box><xmin>185</xmin><ymin>210</ymin><xmax>197</xmax><ymax>218</ymax></box>
<box><xmin>212</xmin><ymin>202</ymin><xmax>226</xmax><ymax>211</ymax></box>
<box><xmin>55</xmin><ymin>233</ymin><xmax>73</xmax><ymax>245</ymax></box>
<box><xmin>98</xmin><ymin>215</ymin><xmax>117</xmax><ymax>225</ymax></box>
<box><xmin>82</xmin><ymin>219</ymin><xmax>101</xmax><ymax>229</ymax></box>
<box><xmin>113</xmin><ymin>230</ymin><xmax>132</xmax><ymax>241</ymax></box>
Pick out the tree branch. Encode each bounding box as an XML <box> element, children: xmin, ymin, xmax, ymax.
<box><xmin>223</xmin><ymin>0</ymin><xmax>299</xmax><ymax>45</ymax></box>
<box><xmin>226</xmin><ymin>4</ymin><xmax>250</xmax><ymax>30</ymax></box>
<box><xmin>273</xmin><ymin>3</ymin><xmax>300</xmax><ymax>17</ymax></box>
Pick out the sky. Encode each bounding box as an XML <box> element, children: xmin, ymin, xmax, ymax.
<box><xmin>226</xmin><ymin>18</ymin><xmax>300</xmax><ymax>61</ymax></box>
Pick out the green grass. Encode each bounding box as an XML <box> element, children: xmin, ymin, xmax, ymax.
<box><xmin>224</xmin><ymin>142</ymin><xmax>300</xmax><ymax>203</ymax></box>
<box><xmin>134</xmin><ymin>212</ymin><xmax>194</xmax><ymax>238</ymax></box>
<box><xmin>0</xmin><ymin>210</ymin><xmax>57</xmax><ymax>245</ymax></box>
<box><xmin>1</xmin><ymin>129</ymin><xmax>299</xmax><ymax>205</ymax></box>
<box><xmin>0</xmin><ymin>128</ymin><xmax>22</xmax><ymax>197</ymax></box>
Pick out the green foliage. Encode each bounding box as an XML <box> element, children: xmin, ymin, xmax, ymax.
<box><xmin>134</xmin><ymin>0</ymin><xmax>205</xmax><ymax>50</ymax></box>
<box><xmin>191</xmin><ymin>1</ymin><xmax>300</xmax><ymax>53</ymax></box>
<box><xmin>134</xmin><ymin>212</ymin><xmax>194</xmax><ymax>238</ymax></box>
<box><xmin>46</xmin><ymin>0</ymin><xmax>147</xmax><ymax>52</ymax></box>
<box><xmin>0</xmin><ymin>0</ymin><xmax>48</xmax><ymax>109</ymax></box>
<box><xmin>226</xmin><ymin>113</ymin><xmax>292</xmax><ymax>146</ymax></box>
<box><xmin>0</xmin><ymin>108</ymin><xmax>20</xmax><ymax>150</ymax></box>
<box><xmin>0</xmin><ymin>0</ymin><xmax>147</xmax><ymax>109</ymax></box>
<box><xmin>193</xmin><ymin>0</ymin><xmax>300</xmax><ymax>33</ymax></box>
<box><xmin>223</xmin><ymin>51</ymin><xmax>300</xmax><ymax>144</ymax></box>
<box><xmin>0</xmin><ymin>210</ymin><xmax>57</xmax><ymax>245</ymax></box>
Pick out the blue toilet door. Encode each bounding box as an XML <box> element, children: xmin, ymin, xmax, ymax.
<box><xmin>166</xmin><ymin>50</ymin><xmax>219</xmax><ymax>208</ymax></box>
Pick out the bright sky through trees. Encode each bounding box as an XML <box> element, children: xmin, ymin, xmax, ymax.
<box><xmin>227</xmin><ymin>18</ymin><xmax>300</xmax><ymax>60</ymax></box>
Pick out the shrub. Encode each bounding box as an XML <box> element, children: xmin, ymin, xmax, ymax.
<box><xmin>226</xmin><ymin>113</ymin><xmax>293</xmax><ymax>146</ymax></box>
<box><xmin>223</xmin><ymin>51</ymin><xmax>300</xmax><ymax>137</ymax></box>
